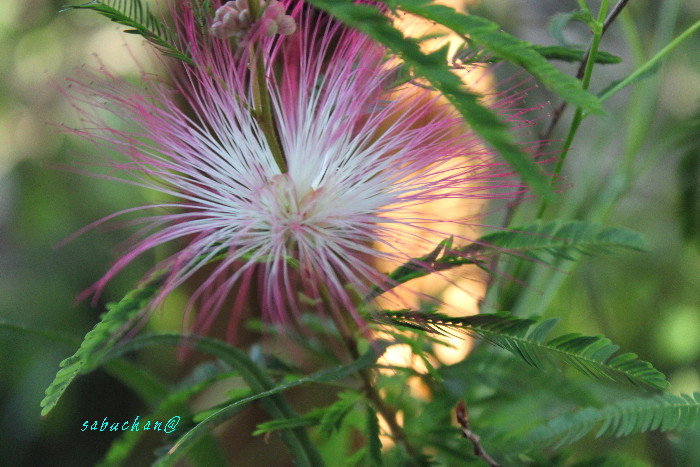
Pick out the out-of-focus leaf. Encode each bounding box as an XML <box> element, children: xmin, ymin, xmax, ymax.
<box><xmin>521</xmin><ymin>392</ymin><xmax>700</xmax><ymax>450</ymax></box>
<box><xmin>532</xmin><ymin>44</ymin><xmax>621</xmax><ymax>64</ymax></box>
<box><xmin>306</xmin><ymin>0</ymin><xmax>553</xmax><ymax>198</ymax></box>
<box><xmin>548</xmin><ymin>9</ymin><xmax>597</xmax><ymax>45</ymax></box>
<box><xmin>678</xmin><ymin>148</ymin><xmax>700</xmax><ymax>249</ymax></box>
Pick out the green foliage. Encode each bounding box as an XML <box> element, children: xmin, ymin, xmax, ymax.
<box><xmin>99</xmin><ymin>361</ymin><xmax>235</xmax><ymax>466</ymax></box>
<box><xmin>547</xmin><ymin>9</ymin><xmax>598</xmax><ymax>45</ymax></box>
<box><xmin>306</xmin><ymin>0</ymin><xmax>553</xmax><ymax>198</ymax></box>
<box><xmin>598</xmin><ymin>19</ymin><xmax>700</xmax><ymax>104</ymax></box>
<box><xmin>253</xmin><ymin>390</ymin><xmax>361</xmax><ymax>436</ymax></box>
<box><xmin>389</xmin><ymin>0</ymin><xmax>604</xmax><ymax>115</ymax></box>
<box><xmin>103</xmin><ymin>333</ymin><xmax>327</xmax><ymax>467</ymax></box>
<box><xmin>521</xmin><ymin>392</ymin><xmax>700</xmax><ymax>450</ymax></box>
<box><xmin>363</xmin><ymin>402</ymin><xmax>383</xmax><ymax>466</ymax></box>
<box><xmin>367</xmin><ymin>236</ymin><xmax>480</xmax><ymax>300</ymax></box>
<box><xmin>371</xmin><ymin>221</ymin><xmax>646</xmax><ymax>300</ymax></box>
<box><xmin>474</xmin><ymin>220</ymin><xmax>648</xmax><ymax>260</ymax></box>
<box><xmin>22</xmin><ymin>1</ymin><xmax>700</xmax><ymax>465</ymax></box>
<box><xmin>132</xmin><ymin>334</ymin><xmax>392</xmax><ymax>467</ymax></box>
<box><xmin>40</xmin><ymin>271</ymin><xmax>165</xmax><ymax>416</ymax></box>
<box><xmin>62</xmin><ymin>0</ymin><xmax>193</xmax><ymax>64</ymax></box>
<box><xmin>532</xmin><ymin>45</ymin><xmax>621</xmax><ymax>64</ymax></box>
<box><xmin>378</xmin><ymin>311</ymin><xmax>668</xmax><ymax>390</ymax></box>
<box><xmin>678</xmin><ymin>144</ymin><xmax>700</xmax><ymax>250</ymax></box>
<box><xmin>319</xmin><ymin>391</ymin><xmax>362</xmax><ymax>435</ymax></box>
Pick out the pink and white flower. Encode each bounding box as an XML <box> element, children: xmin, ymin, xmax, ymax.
<box><xmin>63</xmin><ymin>1</ymin><xmax>540</xmax><ymax>340</ymax></box>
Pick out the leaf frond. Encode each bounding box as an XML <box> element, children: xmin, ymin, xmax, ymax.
<box><xmin>62</xmin><ymin>0</ymin><xmax>193</xmax><ymax>64</ymax></box>
<box><xmin>40</xmin><ymin>271</ymin><xmax>165</xmax><ymax>416</ymax></box>
<box><xmin>472</xmin><ymin>220</ymin><xmax>648</xmax><ymax>261</ymax></box>
<box><xmin>376</xmin><ymin>311</ymin><xmax>668</xmax><ymax>391</ymax></box>
<box><xmin>370</xmin><ymin>221</ymin><xmax>646</xmax><ymax>300</ymax></box>
<box><xmin>521</xmin><ymin>392</ymin><xmax>700</xmax><ymax>450</ymax></box>
<box><xmin>385</xmin><ymin>0</ymin><xmax>604</xmax><ymax>115</ymax></box>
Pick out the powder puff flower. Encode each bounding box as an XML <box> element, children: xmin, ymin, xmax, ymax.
<box><xmin>63</xmin><ymin>1</ymin><xmax>538</xmax><ymax>340</ymax></box>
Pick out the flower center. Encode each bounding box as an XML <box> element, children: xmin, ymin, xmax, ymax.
<box><xmin>257</xmin><ymin>174</ymin><xmax>328</xmax><ymax>246</ymax></box>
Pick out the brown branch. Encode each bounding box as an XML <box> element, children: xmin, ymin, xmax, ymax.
<box><xmin>456</xmin><ymin>400</ymin><xmax>501</xmax><ymax>467</ymax></box>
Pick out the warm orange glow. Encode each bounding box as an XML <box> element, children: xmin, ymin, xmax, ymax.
<box><xmin>375</xmin><ymin>0</ymin><xmax>492</xmax><ymax>369</ymax></box>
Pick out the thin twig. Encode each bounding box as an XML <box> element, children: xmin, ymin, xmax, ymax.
<box><xmin>456</xmin><ymin>400</ymin><xmax>501</xmax><ymax>467</ymax></box>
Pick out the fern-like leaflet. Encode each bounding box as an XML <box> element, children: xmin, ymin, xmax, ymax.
<box><xmin>520</xmin><ymin>392</ymin><xmax>700</xmax><ymax>450</ymax></box>
<box><xmin>62</xmin><ymin>0</ymin><xmax>193</xmax><ymax>64</ymax></box>
<box><xmin>376</xmin><ymin>311</ymin><xmax>668</xmax><ymax>390</ymax></box>
<box><xmin>40</xmin><ymin>271</ymin><xmax>165</xmax><ymax>416</ymax></box>
<box><xmin>368</xmin><ymin>221</ymin><xmax>646</xmax><ymax>300</ymax></box>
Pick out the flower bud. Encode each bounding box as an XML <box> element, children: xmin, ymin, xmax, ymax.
<box><xmin>210</xmin><ymin>0</ymin><xmax>295</xmax><ymax>39</ymax></box>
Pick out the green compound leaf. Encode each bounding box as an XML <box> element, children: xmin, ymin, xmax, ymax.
<box><xmin>253</xmin><ymin>390</ymin><xmax>361</xmax><ymax>436</ymax></box>
<box><xmin>62</xmin><ymin>0</ymin><xmax>193</xmax><ymax>64</ymax></box>
<box><xmin>306</xmin><ymin>0</ymin><xmax>552</xmax><ymax>198</ymax></box>
<box><xmin>472</xmin><ymin>220</ymin><xmax>648</xmax><ymax>261</ymax></box>
<box><xmin>521</xmin><ymin>392</ymin><xmax>700</xmax><ymax>450</ymax></box>
<box><xmin>378</xmin><ymin>311</ymin><xmax>668</xmax><ymax>390</ymax></box>
<box><xmin>40</xmin><ymin>271</ymin><xmax>165</xmax><ymax>416</ymax></box>
<box><xmin>388</xmin><ymin>0</ymin><xmax>604</xmax><ymax>115</ymax></box>
<box><xmin>103</xmin><ymin>333</ymin><xmax>326</xmax><ymax>467</ymax></box>
<box><xmin>136</xmin><ymin>335</ymin><xmax>391</xmax><ymax>467</ymax></box>
<box><xmin>370</xmin><ymin>221</ymin><xmax>646</xmax><ymax>300</ymax></box>
<box><xmin>367</xmin><ymin>236</ymin><xmax>484</xmax><ymax>300</ymax></box>
<box><xmin>98</xmin><ymin>361</ymin><xmax>235</xmax><ymax>467</ymax></box>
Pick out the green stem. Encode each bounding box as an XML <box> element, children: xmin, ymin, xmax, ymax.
<box><xmin>250</xmin><ymin>46</ymin><xmax>288</xmax><ymax>173</ymax></box>
<box><xmin>537</xmin><ymin>0</ymin><xmax>609</xmax><ymax>218</ymax></box>
<box><xmin>348</xmin><ymin>337</ymin><xmax>419</xmax><ymax>460</ymax></box>
<box><xmin>246</xmin><ymin>0</ymin><xmax>287</xmax><ymax>173</ymax></box>
<box><xmin>618</xmin><ymin>0</ymin><xmax>680</xmax><ymax>178</ymax></box>
<box><xmin>359</xmin><ymin>368</ymin><xmax>420</xmax><ymax>459</ymax></box>
<box><xmin>331</xmin><ymin>311</ymin><xmax>419</xmax><ymax>460</ymax></box>
<box><xmin>141</xmin><ymin>335</ymin><xmax>323</xmax><ymax>467</ymax></box>
<box><xmin>598</xmin><ymin>19</ymin><xmax>700</xmax><ymax>105</ymax></box>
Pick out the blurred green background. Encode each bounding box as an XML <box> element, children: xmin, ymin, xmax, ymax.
<box><xmin>0</xmin><ymin>0</ymin><xmax>698</xmax><ymax>465</ymax></box>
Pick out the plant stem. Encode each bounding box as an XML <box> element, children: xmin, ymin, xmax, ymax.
<box><xmin>598</xmin><ymin>19</ymin><xmax>700</xmax><ymax>105</ymax></box>
<box><xmin>499</xmin><ymin>0</ymin><xmax>630</xmax><ymax>234</ymax></box>
<box><xmin>334</xmin><ymin>313</ymin><xmax>420</xmax><ymax>460</ymax></box>
<box><xmin>246</xmin><ymin>0</ymin><xmax>287</xmax><ymax>173</ymax></box>
<box><xmin>537</xmin><ymin>0</ymin><xmax>630</xmax><ymax>161</ymax></box>
<box><xmin>359</xmin><ymin>367</ymin><xmax>420</xmax><ymax>459</ymax></box>
<box><xmin>250</xmin><ymin>46</ymin><xmax>288</xmax><ymax>173</ymax></box>
<box><xmin>536</xmin><ymin>0</ymin><xmax>609</xmax><ymax>218</ymax></box>
<box><xmin>456</xmin><ymin>401</ymin><xmax>501</xmax><ymax>467</ymax></box>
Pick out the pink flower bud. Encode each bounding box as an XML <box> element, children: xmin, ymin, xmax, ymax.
<box><xmin>210</xmin><ymin>0</ymin><xmax>296</xmax><ymax>40</ymax></box>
